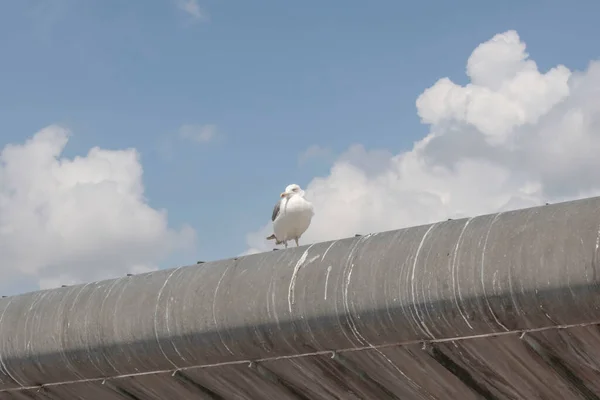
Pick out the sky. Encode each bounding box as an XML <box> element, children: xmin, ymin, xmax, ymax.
<box><xmin>1</xmin><ymin>0</ymin><xmax>600</xmax><ymax>295</ymax></box>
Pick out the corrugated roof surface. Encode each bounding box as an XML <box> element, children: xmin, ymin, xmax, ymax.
<box><xmin>5</xmin><ymin>324</ymin><xmax>600</xmax><ymax>399</ymax></box>
<box><xmin>2</xmin><ymin>196</ymin><xmax>600</xmax><ymax>399</ymax></box>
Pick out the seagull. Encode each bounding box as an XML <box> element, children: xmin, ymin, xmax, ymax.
<box><xmin>266</xmin><ymin>183</ymin><xmax>314</xmax><ymax>248</ymax></box>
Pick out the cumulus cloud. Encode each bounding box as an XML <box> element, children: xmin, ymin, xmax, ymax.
<box><xmin>298</xmin><ymin>145</ymin><xmax>332</xmax><ymax>166</ymax></box>
<box><xmin>175</xmin><ymin>0</ymin><xmax>207</xmax><ymax>22</ymax></box>
<box><xmin>246</xmin><ymin>30</ymin><xmax>600</xmax><ymax>253</ymax></box>
<box><xmin>0</xmin><ymin>125</ymin><xmax>196</xmax><ymax>289</ymax></box>
<box><xmin>179</xmin><ymin>124</ymin><xmax>218</xmax><ymax>143</ymax></box>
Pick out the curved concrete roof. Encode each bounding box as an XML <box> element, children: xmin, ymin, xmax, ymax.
<box><xmin>2</xmin><ymin>196</ymin><xmax>600</xmax><ymax>399</ymax></box>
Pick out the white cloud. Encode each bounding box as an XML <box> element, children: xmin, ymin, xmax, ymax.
<box><xmin>179</xmin><ymin>124</ymin><xmax>217</xmax><ymax>143</ymax></box>
<box><xmin>0</xmin><ymin>126</ymin><xmax>196</xmax><ymax>289</ymax></box>
<box><xmin>246</xmin><ymin>30</ymin><xmax>600</xmax><ymax>253</ymax></box>
<box><xmin>175</xmin><ymin>0</ymin><xmax>207</xmax><ymax>22</ymax></box>
<box><xmin>298</xmin><ymin>145</ymin><xmax>332</xmax><ymax>165</ymax></box>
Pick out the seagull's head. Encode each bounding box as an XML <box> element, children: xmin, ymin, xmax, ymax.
<box><xmin>281</xmin><ymin>184</ymin><xmax>304</xmax><ymax>198</ymax></box>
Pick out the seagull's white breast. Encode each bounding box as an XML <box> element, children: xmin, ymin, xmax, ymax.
<box><xmin>273</xmin><ymin>195</ymin><xmax>314</xmax><ymax>242</ymax></box>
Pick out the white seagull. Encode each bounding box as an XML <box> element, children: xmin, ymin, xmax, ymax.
<box><xmin>266</xmin><ymin>184</ymin><xmax>314</xmax><ymax>248</ymax></box>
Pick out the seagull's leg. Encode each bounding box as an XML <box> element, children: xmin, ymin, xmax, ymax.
<box><xmin>294</xmin><ymin>238</ymin><xmax>299</xmax><ymax>247</ymax></box>
<box><xmin>284</xmin><ymin>241</ymin><xmax>288</xmax><ymax>249</ymax></box>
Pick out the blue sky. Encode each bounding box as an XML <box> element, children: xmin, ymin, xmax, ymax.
<box><xmin>1</xmin><ymin>0</ymin><xmax>600</xmax><ymax>275</ymax></box>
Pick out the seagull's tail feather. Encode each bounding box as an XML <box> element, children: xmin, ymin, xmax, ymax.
<box><xmin>266</xmin><ymin>234</ymin><xmax>283</xmax><ymax>245</ymax></box>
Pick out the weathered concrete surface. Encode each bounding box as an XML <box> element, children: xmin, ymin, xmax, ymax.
<box><xmin>2</xmin><ymin>196</ymin><xmax>600</xmax><ymax>399</ymax></box>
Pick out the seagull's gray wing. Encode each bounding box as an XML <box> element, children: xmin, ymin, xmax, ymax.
<box><xmin>271</xmin><ymin>199</ymin><xmax>282</xmax><ymax>221</ymax></box>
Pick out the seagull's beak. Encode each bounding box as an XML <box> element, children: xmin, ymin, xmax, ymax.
<box><xmin>280</xmin><ymin>192</ymin><xmax>287</xmax><ymax>198</ymax></box>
